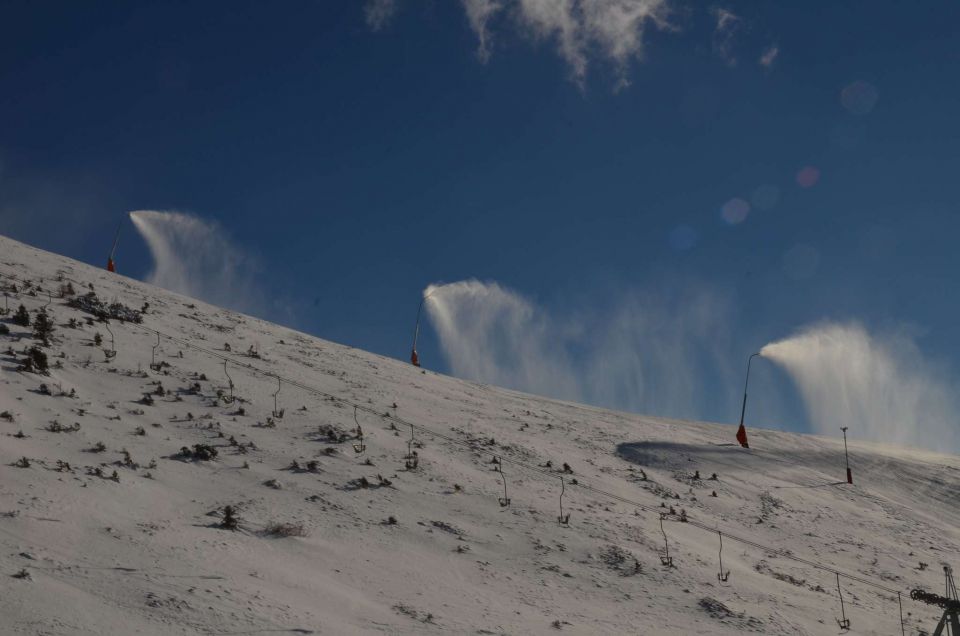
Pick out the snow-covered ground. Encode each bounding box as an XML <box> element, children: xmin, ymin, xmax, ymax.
<box><xmin>0</xmin><ymin>233</ymin><xmax>957</xmax><ymax>635</ymax></box>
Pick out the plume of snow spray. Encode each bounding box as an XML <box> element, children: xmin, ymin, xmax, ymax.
<box><xmin>424</xmin><ymin>280</ymin><xmax>581</xmax><ymax>400</ymax></box>
<box><xmin>423</xmin><ymin>279</ymin><xmax>736</xmax><ymax>419</ymax></box>
<box><xmin>129</xmin><ymin>210</ymin><xmax>269</xmax><ymax>316</ymax></box>
<box><xmin>760</xmin><ymin>322</ymin><xmax>958</xmax><ymax>451</ymax></box>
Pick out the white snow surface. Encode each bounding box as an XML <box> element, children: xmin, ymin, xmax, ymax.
<box><xmin>0</xmin><ymin>234</ymin><xmax>958</xmax><ymax>635</ymax></box>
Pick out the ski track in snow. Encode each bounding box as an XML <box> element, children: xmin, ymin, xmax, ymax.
<box><xmin>0</xmin><ymin>234</ymin><xmax>958</xmax><ymax>634</ymax></box>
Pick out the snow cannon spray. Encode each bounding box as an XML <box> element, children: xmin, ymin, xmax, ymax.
<box><xmin>760</xmin><ymin>321</ymin><xmax>959</xmax><ymax>455</ymax></box>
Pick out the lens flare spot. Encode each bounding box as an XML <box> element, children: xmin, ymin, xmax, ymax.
<box><xmin>668</xmin><ymin>225</ymin><xmax>698</xmax><ymax>251</ymax></box>
<box><xmin>796</xmin><ymin>166</ymin><xmax>820</xmax><ymax>188</ymax></box>
<box><xmin>721</xmin><ymin>198</ymin><xmax>750</xmax><ymax>225</ymax></box>
<box><xmin>841</xmin><ymin>80</ymin><xmax>879</xmax><ymax>115</ymax></box>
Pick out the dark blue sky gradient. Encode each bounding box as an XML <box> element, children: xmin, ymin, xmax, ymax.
<box><xmin>3</xmin><ymin>1</ymin><xmax>960</xmax><ymax>429</ymax></box>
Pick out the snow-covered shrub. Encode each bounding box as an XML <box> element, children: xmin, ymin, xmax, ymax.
<box><xmin>21</xmin><ymin>347</ymin><xmax>49</xmax><ymax>374</ymax></box>
<box><xmin>32</xmin><ymin>309</ymin><xmax>54</xmax><ymax>345</ymax></box>
<box><xmin>178</xmin><ymin>444</ymin><xmax>218</xmax><ymax>461</ymax></box>
<box><xmin>263</xmin><ymin>522</ymin><xmax>307</xmax><ymax>537</ymax></box>
<box><xmin>220</xmin><ymin>505</ymin><xmax>239</xmax><ymax>530</ymax></box>
<box><xmin>12</xmin><ymin>305</ymin><xmax>30</xmax><ymax>327</ymax></box>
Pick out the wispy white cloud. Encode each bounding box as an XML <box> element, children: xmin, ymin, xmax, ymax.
<box><xmin>710</xmin><ymin>6</ymin><xmax>741</xmax><ymax>66</ymax></box>
<box><xmin>759</xmin><ymin>43</ymin><xmax>779</xmax><ymax>68</ymax></box>
<box><xmin>515</xmin><ymin>0</ymin><xmax>674</xmax><ymax>87</ymax></box>
<box><xmin>364</xmin><ymin>0</ymin><xmax>398</xmax><ymax>32</ymax></box>
<box><xmin>461</xmin><ymin>0</ymin><xmax>503</xmax><ymax>62</ymax></box>
<box><xmin>368</xmin><ymin>0</ymin><xmax>675</xmax><ymax>88</ymax></box>
<box><xmin>424</xmin><ymin>278</ymin><xmax>737</xmax><ymax>419</ymax></box>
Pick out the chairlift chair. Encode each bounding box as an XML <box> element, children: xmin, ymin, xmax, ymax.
<box><xmin>103</xmin><ymin>323</ymin><xmax>117</xmax><ymax>360</ymax></box>
<box><xmin>717</xmin><ymin>531</ymin><xmax>730</xmax><ymax>582</ymax></box>
<box><xmin>352</xmin><ymin>406</ymin><xmax>366</xmax><ymax>454</ymax></box>
<box><xmin>150</xmin><ymin>332</ymin><xmax>162</xmax><ymax>371</ymax></box>
<box><xmin>836</xmin><ymin>573</ymin><xmax>851</xmax><ymax>630</ymax></box>
<box><xmin>272</xmin><ymin>376</ymin><xmax>284</xmax><ymax>419</ymax></box>
<box><xmin>404</xmin><ymin>423</ymin><xmax>418</xmax><ymax>469</ymax></box>
<box><xmin>659</xmin><ymin>513</ymin><xmax>673</xmax><ymax>567</ymax></box>
<box><xmin>222</xmin><ymin>360</ymin><xmax>234</xmax><ymax>403</ymax></box>
<box><xmin>496</xmin><ymin>457</ymin><xmax>510</xmax><ymax>507</ymax></box>
<box><xmin>558</xmin><ymin>476</ymin><xmax>570</xmax><ymax>525</ymax></box>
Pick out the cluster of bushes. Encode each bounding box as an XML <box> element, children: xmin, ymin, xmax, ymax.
<box><xmin>32</xmin><ymin>309</ymin><xmax>54</xmax><ymax>345</ymax></box>
<box><xmin>67</xmin><ymin>293</ymin><xmax>142</xmax><ymax>323</ymax></box>
<box><xmin>178</xmin><ymin>444</ymin><xmax>218</xmax><ymax>461</ymax></box>
<box><xmin>19</xmin><ymin>347</ymin><xmax>49</xmax><ymax>374</ymax></box>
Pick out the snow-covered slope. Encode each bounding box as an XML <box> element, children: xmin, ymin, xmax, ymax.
<box><xmin>1</xmin><ymin>234</ymin><xmax>957</xmax><ymax>635</ymax></box>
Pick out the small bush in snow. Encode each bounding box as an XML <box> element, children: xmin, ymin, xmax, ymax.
<box><xmin>14</xmin><ymin>457</ymin><xmax>30</xmax><ymax>468</ymax></box>
<box><xmin>21</xmin><ymin>347</ymin><xmax>49</xmax><ymax>374</ymax></box>
<box><xmin>46</xmin><ymin>421</ymin><xmax>80</xmax><ymax>433</ymax></box>
<box><xmin>263</xmin><ymin>522</ymin><xmax>307</xmax><ymax>537</ymax></box>
<box><xmin>0</xmin><ymin>324</ymin><xmax>9</xmax><ymax>335</ymax></box>
<box><xmin>220</xmin><ymin>505</ymin><xmax>239</xmax><ymax>530</ymax></box>
<box><xmin>178</xmin><ymin>444</ymin><xmax>218</xmax><ymax>461</ymax></box>
<box><xmin>12</xmin><ymin>305</ymin><xmax>30</xmax><ymax>327</ymax></box>
<box><xmin>32</xmin><ymin>309</ymin><xmax>55</xmax><ymax>345</ymax></box>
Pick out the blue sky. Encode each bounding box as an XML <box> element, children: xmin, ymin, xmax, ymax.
<box><xmin>3</xmin><ymin>1</ymin><xmax>960</xmax><ymax>439</ymax></box>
